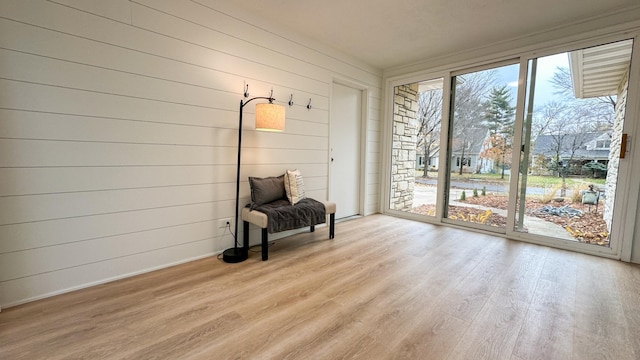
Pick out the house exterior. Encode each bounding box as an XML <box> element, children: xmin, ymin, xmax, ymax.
<box><xmin>450</xmin><ymin>127</ymin><xmax>495</xmax><ymax>174</ymax></box>
<box><xmin>416</xmin><ymin>147</ymin><xmax>440</xmax><ymax>171</ymax></box>
<box><xmin>416</xmin><ymin>128</ymin><xmax>495</xmax><ymax>174</ymax></box>
<box><xmin>532</xmin><ymin>132</ymin><xmax>611</xmax><ymax>175</ymax></box>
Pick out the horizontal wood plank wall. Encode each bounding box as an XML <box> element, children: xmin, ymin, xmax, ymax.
<box><xmin>0</xmin><ymin>0</ymin><xmax>382</xmax><ymax>307</ymax></box>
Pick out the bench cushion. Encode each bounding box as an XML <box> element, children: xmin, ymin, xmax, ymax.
<box><xmin>251</xmin><ymin>198</ymin><xmax>325</xmax><ymax>233</ymax></box>
<box><xmin>242</xmin><ymin>200</ymin><xmax>336</xmax><ymax>230</ymax></box>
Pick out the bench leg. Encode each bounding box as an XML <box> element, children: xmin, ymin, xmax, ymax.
<box><xmin>261</xmin><ymin>228</ymin><xmax>269</xmax><ymax>261</ymax></box>
<box><xmin>310</xmin><ymin>225</ymin><xmax>315</xmax><ymax>233</ymax></box>
<box><xmin>329</xmin><ymin>213</ymin><xmax>335</xmax><ymax>239</ymax></box>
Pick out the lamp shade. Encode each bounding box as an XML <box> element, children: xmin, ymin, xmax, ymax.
<box><xmin>255</xmin><ymin>103</ymin><xmax>285</xmax><ymax>131</ymax></box>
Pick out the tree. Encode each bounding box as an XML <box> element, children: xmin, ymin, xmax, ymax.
<box><xmin>532</xmin><ymin>101</ymin><xmax>565</xmax><ymax>140</ymax></box>
<box><xmin>416</xmin><ymin>88</ymin><xmax>443</xmax><ymax>177</ymax></box>
<box><xmin>480</xmin><ymin>133</ymin><xmax>513</xmax><ymax>179</ymax></box>
<box><xmin>480</xmin><ymin>86</ymin><xmax>515</xmax><ymax>178</ymax></box>
<box><xmin>550</xmin><ymin>66</ymin><xmax>616</xmax><ymax>127</ymax></box>
<box><xmin>533</xmin><ymin>66</ymin><xmax>615</xmax><ymax>195</ymax></box>
<box><xmin>483</xmin><ymin>85</ymin><xmax>515</xmax><ymax>136</ymax></box>
<box><xmin>542</xmin><ymin>114</ymin><xmax>592</xmax><ymax>195</ymax></box>
<box><xmin>451</xmin><ymin>70</ymin><xmax>497</xmax><ymax>175</ymax></box>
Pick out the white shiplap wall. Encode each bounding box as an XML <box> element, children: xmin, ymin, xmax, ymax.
<box><xmin>0</xmin><ymin>0</ymin><xmax>382</xmax><ymax>307</ymax></box>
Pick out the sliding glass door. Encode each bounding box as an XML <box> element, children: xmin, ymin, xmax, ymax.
<box><xmin>514</xmin><ymin>39</ymin><xmax>634</xmax><ymax>248</ymax></box>
<box><xmin>387</xmin><ymin>35</ymin><xmax>636</xmax><ymax>256</ymax></box>
<box><xmin>444</xmin><ymin>62</ymin><xmax>519</xmax><ymax>231</ymax></box>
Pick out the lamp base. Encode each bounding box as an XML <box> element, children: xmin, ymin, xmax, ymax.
<box><xmin>222</xmin><ymin>247</ymin><xmax>248</xmax><ymax>263</ymax></box>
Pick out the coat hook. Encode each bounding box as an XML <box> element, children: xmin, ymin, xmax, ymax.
<box><xmin>288</xmin><ymin>94</ymin><xmax>294</xmax><ymax>106</ymax></box>
<box><xmin>243</xmin><ymin>83</ymin><xmax>249</xmax><ymax>98</ymax></box>
<box><xmin>306</xmin><ymin>98</ymin><xmax>312</xmax><ymax>110</ymax></box>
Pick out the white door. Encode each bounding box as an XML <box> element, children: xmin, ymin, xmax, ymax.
<box><xmin>330</xmin><ymin>82</ymin><xmax>362</xmax><ymax>219</ymax></box>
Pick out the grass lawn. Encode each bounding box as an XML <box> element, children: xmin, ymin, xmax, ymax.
<box><xmin>417</xmin><ymin>170</ymin><xmax>606</xmax><ymax>187</ymax></box>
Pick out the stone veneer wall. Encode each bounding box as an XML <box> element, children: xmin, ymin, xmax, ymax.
<box><xmin>604</xmin><ymin>70</ymin><xmax>629</xmax><ymax>231</ymax></box>
<box><xmin>390</xmin><ymin>84</ymin><xmax>418</xmax><ymax>211</ymax></box>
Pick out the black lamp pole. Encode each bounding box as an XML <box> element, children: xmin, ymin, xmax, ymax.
<box><xmin>222</xmin><ymin>95</ymin><xmax>275</xmax><ymax>263</ymax></box>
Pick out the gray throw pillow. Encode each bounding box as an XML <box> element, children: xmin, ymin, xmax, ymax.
<box><xmin>249</xmin><ymin>175</ymin><xmax>285</xmax><ymax>207</ymax></box>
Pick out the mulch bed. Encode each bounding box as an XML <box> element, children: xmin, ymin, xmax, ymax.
<box><xmin>412</xmin><ymin>195</ymin><xmax>609</xmax><ymax>246</ymax></box>
<box><xmin>412</xmin><ymin>204</ymin><xmax>508</xmax><ymax>227</ymax></box>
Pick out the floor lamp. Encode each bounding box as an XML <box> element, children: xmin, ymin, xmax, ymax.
<box><xmin>222</xmin><ymin>89</ymin><xmax>285</xmax><ymax>263</ymax></box>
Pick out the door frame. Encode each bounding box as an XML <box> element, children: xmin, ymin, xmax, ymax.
<box><xmin>503</xmin><ymin>33</ymin><xmax>640</xmax><ymax>260</ymax></box>
<box><xmin>381</xmin><ymin>27</ymin><xmax>640</xmax><ymax>262</ymax></box>
<box><xmin>382</xmin><ymin>72</ymin><xmax>451</xmax><ymax>222</ymax></box>
<box><xmin>442</xmin><ymin>59</ymin><xmax>520</xmax><ymax>233</ymax></box>
<box><xmin>329</xmin><ymin>77</ymin><xmax>369</xmax><ymax>218</ymax></box>
<box><xmin>619</xmin><ymin>34</ymin><xmax>640</xmax><ymax>262</ymax></box>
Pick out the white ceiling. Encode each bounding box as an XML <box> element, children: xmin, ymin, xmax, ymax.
<box><xmin>223</xmin><ymin>0</ymin><xmax>640</xmax><ymax>70</ymax></box>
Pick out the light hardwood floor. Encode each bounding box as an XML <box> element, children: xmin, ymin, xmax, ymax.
<box><xmin>1</xmin><ymin>215</ymin><xmax>639</xmax><ymax>359</ymax></box>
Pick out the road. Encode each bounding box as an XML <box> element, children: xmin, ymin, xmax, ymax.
<box><xmin>415</xmin><ymin>177</ymin><xmax>567</xmax><ymax>196</ymax></box>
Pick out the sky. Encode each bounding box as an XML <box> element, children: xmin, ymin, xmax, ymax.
<box><xmin>532</xmin><ymin>53</ymin><xmax>571</xmax><ymax>106</ymax></box>
<box><xmin>501</xmin><ymin>52</ymin><xmax>570</xmax><ymax>107</ymax></box>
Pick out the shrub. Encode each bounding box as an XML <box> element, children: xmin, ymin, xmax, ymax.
<box><xmin>460</xmin><ymin>190</ymin><xmax>466</xmax><ymax>201</ymax></box>
<box><xmin>541</xmin><ymin>184</ymin><xmax>563</xmax><ymax>204</ymax></box>
<box><xmin>582</xmin><ymin>161</ymin><xmax>608</xmax><ymax>178</ymax></box>
<box><xmin>481</xmin><ymin>186</ymin><xmax>486</xmax><ymax>196</ymax></box>
<box><xmin>473</xmin><ymin>188</ymin><xmax>478</xmax><ymax>197</ymax></box>
<box><xmin>571</xmin><ymin>183</ymin><xmax>590</xmax><ymax>204</ymax></box>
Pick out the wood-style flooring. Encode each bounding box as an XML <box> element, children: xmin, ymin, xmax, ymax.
<box><xmin>1</xmin><ymin>215</ymin><xmax>639</xmax><ymax>359</ymax></box>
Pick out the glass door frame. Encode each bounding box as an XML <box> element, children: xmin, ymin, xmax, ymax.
<box><xmin>384</xmin><ymin>73</ymin><xmax>452</xmax><ymax>224</ymax></box>
<box><xmin>504</xmin><ymin>33</ymin><xmax>640</xmax><ymax>259</ymax></box>
<box><xmin>442</xmin><ymin>59</ymin><xmax>521</xmax><ymax>234</ymax></box>
<box><xmin>382</xmin><ymin>30</ymin><xmax>640</xmax><ymax>261</ymax></box>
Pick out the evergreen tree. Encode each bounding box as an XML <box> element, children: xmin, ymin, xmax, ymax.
<box><xmin>483</xmin><ymin>85</ymin><xmax>515</xmax><ymax>136</ymax></box>
<box><xmin>480</xmin><ymin>86</ymin><xmax>516</xmax><ymax>179</ymax></box>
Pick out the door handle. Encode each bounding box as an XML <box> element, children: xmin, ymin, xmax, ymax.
<box><xmin>620</xmin><ymin>133</ymin><xmax>628</xmax><ymax>159</ymax></box>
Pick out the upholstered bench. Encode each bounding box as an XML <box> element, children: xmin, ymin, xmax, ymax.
<box><xmin>242</xmin><ymin>201</ymin><xmax>335</xmax><ymax>260</ymax></box>
<box><xmin>241</xmin><ymin>170</ymin><xmax>336</xmax><ymax>261</ymax></box>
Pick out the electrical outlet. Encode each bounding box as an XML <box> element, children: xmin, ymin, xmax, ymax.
<box><xmin>218</xmin><ymin>218</ymin><xmax>232</xmax><ymax>229</ymax></box>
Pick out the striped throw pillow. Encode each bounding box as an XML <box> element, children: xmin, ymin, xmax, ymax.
<box><xmin>284</xmin><ymin>169</ymin><xmax>306</xmax><ymax>205</ymax></box>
